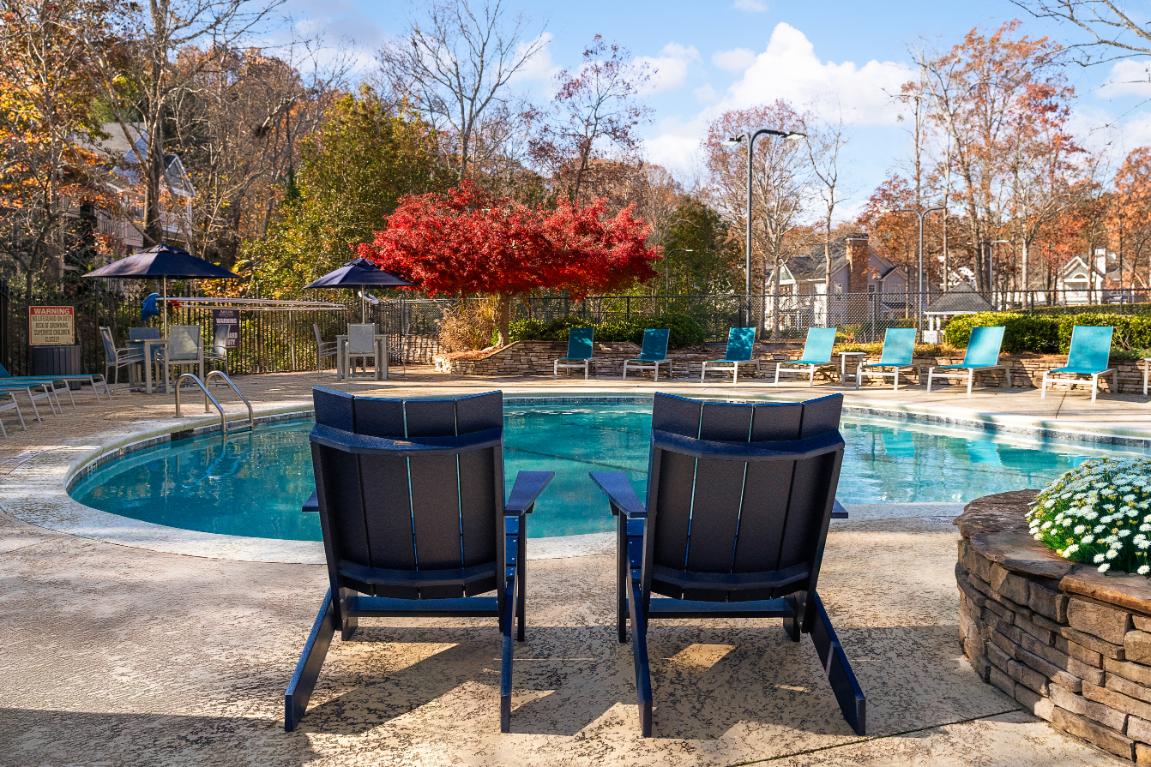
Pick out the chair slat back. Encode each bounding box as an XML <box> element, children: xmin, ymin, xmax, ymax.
<box><xmin>566</xmin><ymin>327</ymin><xmax>595</xmax><ymax>360</ymax></box>
<box><xmin>724</xmin><ymin>327</ymin><xmax>756</xmax><ymax>361</ymax></box>
<box><xmin>312</xmin><ymin>323</ymin><xmax>325</xmax><ymax>347</ymax></box>
<box><xmin>800</xmin><ymin>327</ymin><xmax>837</xmax><ymax>363</ymax></box>
<box><xmin>129</xmin><ymin>327</ymin><xmax>160</xmax><ymax>342</ymax></box>
<box><xmin>167</xmin><ymin>325</ymin><xmax>202</xmax><ymax>361</ymax></box>
<box><xmin>1066</xmin><ymin>325</ymin><xmax>1113</xmax><ymax>372</ymax></box>
<box><xmin>99</xmin><ymin>326</ymin><xmax>117</xmax><ymax>363</ymax></box>
<box><xmin>962</xmin><ymin>326</ymin><xmax>1005</xmax><ymax>367</ymax></box>
<box><xmin>644</xmin><ymin>393</ymin><xmax>844</xmax><ymax>602</ymax></box>
<box><xmin>640</xmin><ymin>328</ymin><xmax>670</xmax><ymax>360</ymax></box>
<box><xmin>348</xmin><ymin>323</ymin><xmax>377</xmax><ymax>354</ymax></box>
<box><xmin>310</xmin><ymin>388</ymin><xmax>504</xmax><ymax>600</ymax></box>
<box><xmin>878</xmin><ymin>327</ymin><xmax>916</xmax><ymax>366</ymax></box>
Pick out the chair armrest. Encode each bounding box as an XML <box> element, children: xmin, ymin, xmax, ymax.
<box><xmin>505</xmin><ymin>471</ymin><xmax>554</xmax><ymax>515</ymax></box>
<box><xmin>302</xmin><ymin>491</ymin><xmax>319</xmax><ymax>513</ymax></box>
<box><xmin>589</xmin><ymin>470</ymin><xmax>646</xmax><ymax>518</ymax></box>
<box><xmin>832</xmin><ymin>499</ymin><xmax>848</xmax><ymax>519</ymax></box>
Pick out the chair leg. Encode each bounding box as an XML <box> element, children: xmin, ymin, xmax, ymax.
<box><xmin>616</xmin><ymin>513</ymin><xmax>628</xmax><ymax>643</ymax></box>
<box><xmin>700</xmin><ymin>363</ymin><xmax>706</xmax><ymax>383</ymax></box>
<box><xmin>783</xmin><ymin>593</ymin><xmax>802</xmax><ymax>642</ymax></box>
<box><xmin>284</xmin><ymin>590</ymin><xmax>338</xmax><ymax>732</ymax></box>
<box><xmin>809</xmin><ymin>365</ymin><xmax>815</xmax><ymax>387</ymax></box>
<box><xmin>893</xmin><ymin>369</ymin><xmax>899</xmax><ymax>392</ymax></box>
<box><xmin>967</xmin><ymin>370</ymin><xmax>975</xmax><ymax>397</ymax></box>
<box><xmin>807</xmin><ymin>591</ymin><xmax>867</xmax><ymax>735</ymax></box>
<box><xmin>1092</xmin><ymin>374</ymin><xmax>1099</xmax><ymax>403</ymax></box>
<box><xmin>626</xmin><ymin>575</ymin><xmax>654</xmax><ymax>737</ymax></box>
<box><xmin>500</xmin><ymin>574</ymin><xmax>518</xmax><ymax>733</ymax></box>
<box><xmin>1041</xmin><ymin>373</ymin><xmax>1049</xmax><ymax>398</ymax></box>
<box><xmin>733</xmin><ymin>364</ymin><xmax>739</xmax><ymax>385</ymax></box>
<box><xmin>338</xmin><ymin>587</ymin><xmax>359</xmax><ymax>640</ymax></box>
<box><xmin>516</xmin><ymin>520</ymin><xmax>527</xmax><ymax>642</ymax></box>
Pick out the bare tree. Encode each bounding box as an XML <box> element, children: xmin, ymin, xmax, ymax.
<box><xmin>528</xmin><ymin>35</ymin><xmax>652</xmax><ymax>204</ymax></box>
<box><xmin>1012</xmin><ymin>1</ymin><xmax>1151</xmax><ymax>62</ymax></box>
<box><xmin>377</xmin><ymin>0</ymin><xmax>544</xmax><ymax>181</ymax></box>
<box><xmin>803</xmin><ymin>119</ymin><xmax>846</xmax><ymax>292</ymax></box>
<box><xmin>87</xmin><ymin>0</ymin><xmax>283</xmax><ymax>246</ymax></box>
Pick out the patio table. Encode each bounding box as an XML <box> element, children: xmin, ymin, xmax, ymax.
<box><xmin>838</xmin><ymin>351</ymin><xmax>867</xmax><ymax>383</ymax></box>
<box><xmin>336</xmin><ymin>334</ymin><xmax>389</xmax><ymax>381</ymax></box>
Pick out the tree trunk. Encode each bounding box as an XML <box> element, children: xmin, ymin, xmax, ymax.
<box><xmin>495</xmin><ymin>294</ymin><xmax>512</xmax><ymax>347</ymax></box>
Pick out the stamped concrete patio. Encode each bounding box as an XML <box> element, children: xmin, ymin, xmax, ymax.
<box><xmin>0</xmin><ymin>369</ymin><xmax>1146</xmax><ymax>766</ymax></box>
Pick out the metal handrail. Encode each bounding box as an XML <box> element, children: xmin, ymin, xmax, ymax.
<box><xmin>205</xmin><ymin>370</ymin><xmax>254</xmax><ymax>430</ymax></box>
<box><xmin>175</xmin><ymin>373</ymin><xmax>228</xmax><ymax>434</ymax></box>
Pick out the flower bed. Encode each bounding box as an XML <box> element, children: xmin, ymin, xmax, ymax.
<box><xmin>957</xmin><ymin>491</ymin><xmax>1151</xmax><ymax>762</ymax></box>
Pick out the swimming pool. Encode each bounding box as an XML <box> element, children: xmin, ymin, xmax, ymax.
<box><xmin>69</xmin><ymin>400</ymin><xmax>1150</xmax><ymax>540</ymax></box>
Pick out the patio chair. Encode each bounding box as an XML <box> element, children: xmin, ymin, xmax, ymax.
<box><xmin>926</xmin><ymin>326</ymin><xmax>1006</xmax><ymax>396</ymax></box>
<box><xmin>313</xmin><ymin>324</ymin><xmax>337</xmax><ymax>372</ymax></box>
<box><xmin>774</xmin><ymin>326</ymin><xmax>837</xmax><ymax>386</ymax></box>
<box><xmin>0</xmin><ymin>381</ymin><xmax>59</xmax><ymax>421</ymax></box>
<box><xmin>205</xmin><ymin>324</ymin><xmax>230</xmax><ymax>374</ymax></box>
<box><xmin>700</xmin><ymin>327</ymin><xmax>758</xmax><ymax>383</ymax></box>
<box><xmin>0</xmin><ymin>362</ymin><xmax>110</xmax><ymax>400</ymax></box>
<box><xmin>1042</xmin><ymin>325</ymin><xmax>1117</xmax><ymax>403</ymax></box>
<box><xmin>855</xmin><ymin>328</ymin><xmax>917</xmax><ymax>391</ymax></box>
<box><xmin>285</xmin><ymin>388</ymin><xmax>553</xmax><ymax>732</ymax></box>
<box><xmin>0</xmin><ymin>391</ymin><xmax>25</xmax><ymax>437</ymax></box>
<box><xmin>100</xmin><ymin>326</ymin><xmax>145</xmax><ymax>385</ymax></box>
<box><xmin>346</xmin><ymin>323</ymin><xmax>378</xmax><ymax>378</ymax></box>
<box><xmin>589</xmin><ymin>392</ymin><xmax>865</xmax><ymax>737</ymax></box>
<box><xmin>553</xmin><ymin>327</ymin><xmax>595</xmax><ymax>379</ymax></box>
<box><xmin>165</xmin><ymin>324</ymin><xmax>204</xmax><ymax>384</ymax></box>
<box><xmin>622</xmin><ymin>328</ymin><xmax>671</xmax><ymax>381</ymax></box>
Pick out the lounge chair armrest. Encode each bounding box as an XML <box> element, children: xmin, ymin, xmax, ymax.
<box><xmin>589</xmin><ymin>470</ymin><xmax>646</xmax><ymax>518</ymax></box>
<box><xmin>832</xmin><ymin>500</ymin><xmax>848</xmax><ymax>519</ymax></box>
<box><xmin>302</xmin><ymin>491</ymin><xmax>319</xmax><ymax>513</ymax></box>
<box><xmin>505</xmin><ymin>470</ymin><xmax>554</xmax><ymax>515</ymax></box>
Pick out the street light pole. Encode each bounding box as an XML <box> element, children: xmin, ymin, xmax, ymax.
<box><xmin>729</xmin><ymin>128</ymin><xmax>804</xmax><ymax>328</ymax></box>
<box><xmin>896</xmin><ymin>206</ymin><xmax>944</xmax><ymax>326</ymax></box>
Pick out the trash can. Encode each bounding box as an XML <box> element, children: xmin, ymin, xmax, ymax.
<box><xmin>30</xmin><ymin>344</ymin><xmax>82</xmax><ymax>377</ymax></box>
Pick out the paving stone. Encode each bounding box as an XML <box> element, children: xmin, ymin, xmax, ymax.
<box><xmin>1029</xmin><ymin>579</ymin><xmax>1069</xmax><ymax>622</ymax></box>
<box><xmin>1107</xmin><ymin>657</ymin><xmax>1151</xmax><ymax>687</ymax></box>
<box><xmin>1126</xmin><ymin>630</ymin><xmax>1151</xmax><ymax>664</ymax></box>
<box><xmin>1109</xmin><ymin>674</ymin><xmax>1151</xmax><ymax>707</ymax></box>
<box><xmin>1067</xmin><ymin>639</ymin><xmax>1105</xmax><ymax>668</ymax></box>
<box><xmin>990</xmin><ymin>563</ymin><xmax>1030</xmax><ymax>605</ymax></box>
<box><xmin>1085</xmin><ymin>680</ymin><xmax>1151</xmax><ymax>722</ymax></box>
<box><xmin>1050</xmin><ymin>683</ymin><xmax>1128</xmax><ymax>732</ymax></box>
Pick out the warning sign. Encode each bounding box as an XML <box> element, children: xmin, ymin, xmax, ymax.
<box><xmin>28</xmin><ymin>306</ymin><xmax>76</xmax><ymax>346</ymax></box>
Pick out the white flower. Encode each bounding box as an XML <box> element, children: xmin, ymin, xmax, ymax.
<box><xmin>1140</xmin><ymin>565</ymin><xmax>1150</xmax><ymax>576</ymax></box>
<box><xmin>1082</xmin><ymin>535</ymin><xmax>1096</xmax><ymax>544</ymax></box>
<box><xmin>1094</xmin><ymin>553</ymin><xmax>1107</xmax><ymax>563</ymax></box>
<box><xmin>1100</xmin><ymin>563</ymin><xmax>1112</xmax><ymax>573</ymax></box>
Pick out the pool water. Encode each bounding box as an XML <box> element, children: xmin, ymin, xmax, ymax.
<box><xmin>70</xmin><ymin>402</ymin><xmax>1149</xmax><ymax>540</ymax></box>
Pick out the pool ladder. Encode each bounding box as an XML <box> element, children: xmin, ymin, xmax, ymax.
<box><xmin>174</xmin><ymin>371</ymin><xmax>254</xmax><ymax>435</ymax></box>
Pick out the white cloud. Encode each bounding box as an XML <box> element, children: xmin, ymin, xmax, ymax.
<box><xmin>510</xmin><ymin>32</ymin><xmax>560</xmax><ymax>85</ymax></box>
<box><xmin>635</xmin><ymin>42</ymin><xmax>700</xmax><ymax>95</ymax></box>
<box><xmin>733</xmin><ymin>0</ymin><xmax>769</xmax><ymax>12</ymax></box>
<box><xmin>712</xmin><ymin>47</ymin><xmax>757</xmax><ymax>73</ymax></box>
<box><xmin>1098</xmin><ymin>60</ymin><xmax>1151</xmax><ymax>98</ymax></box>
<box><xmin>694</xmin><ymin>83</ymin><xmax>719</xmax><ymax>104</ymax></box>
<box><xmin>723</xmin><ymin>22</ymin><xmax>914</xmax><ymax>125</ymax></box>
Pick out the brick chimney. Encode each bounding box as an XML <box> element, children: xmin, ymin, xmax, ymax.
<box><xmin>845</xmin><ymin>235</ymin><xmax>870</xmax><ymax>293</ymax></box>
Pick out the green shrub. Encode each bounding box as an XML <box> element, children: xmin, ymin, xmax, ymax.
<box><xmin>504</xmin><ymin>312</ymin><xmax>706</xmax><ymax>349</ymax></box>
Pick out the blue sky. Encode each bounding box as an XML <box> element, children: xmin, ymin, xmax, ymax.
<box><xmin>279</xmin><ymin>0</ymin><xmax>1151</xmax><ymax>219</ymax></box>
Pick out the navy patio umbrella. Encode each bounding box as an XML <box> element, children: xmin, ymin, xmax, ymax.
<box><xmin>305</xmin><ymin>257</ymin><xmax>413</xmax><ymax>321</ymax></box>
<box><xmin>85</xmin><ymin>244</ymin><xmax>240</xmax><ymax>333</ymax></box>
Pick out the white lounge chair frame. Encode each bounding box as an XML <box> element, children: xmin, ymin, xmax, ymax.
<box><xmin>1042</xmin><ymin>368</ymin><xmax>1118</xmax><ymax>403</ymax></box>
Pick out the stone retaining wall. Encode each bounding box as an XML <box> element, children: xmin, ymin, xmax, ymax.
<box><xmin>957</xmin><ymin>491</ymin><xmax>1151</xmax><ymax>762</ymax></box>
<box><xmin>434</xmin><ymin>341</ymin><xmax>1150</xmax><ymax>391</ymax></box>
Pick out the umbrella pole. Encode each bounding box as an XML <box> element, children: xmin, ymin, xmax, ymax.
<box><xmin>162</xmin><ymin>276</ymin><xmax>168</xmax><ymax>337</ymax></box>
<box><xmin>361</xmin><ymin>291</ymin><xmax>367</xmax><ymax>323</ymax></box>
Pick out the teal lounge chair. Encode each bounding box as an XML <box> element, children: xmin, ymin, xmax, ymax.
<box><xmin>774</xmin><ymin>326</ymin><xmax>837</xmax><ymax>386</ymax></box>
<box><xmin>1042</xmin><ymin>325</ymin><xmax>1116</xmax><ymax>403</ymax></box>
<box><xmin>554</xmin><ymin>327</ymin><xmax>595</xmax><ymax>379</ymax></box>
<box><xmin>0</xmin><ymin>362</ymin><xmax>110</xmax><ymax>400</ymax></box>
<box><xmin>700</xmin><ymin>327</ymin><xmax>758</xmax><ymax>384</ymax></box>
<box><xmin>623</xmin><ymin>328</ymin><xmax>671</xmax><ymax>381</ymax></box>
<box><xmin>855</xmin><ymin>328</ymin><xmax>917</xmax><ymax>391</ymax></box>
<box><xmin>926</xmin><ymin>326</ymin><xmax>1006</xmax><ymax>396</ymax></box>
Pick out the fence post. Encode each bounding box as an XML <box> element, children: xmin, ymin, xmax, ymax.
<box><xmin>0</xmin><ymin>278</ymin><xmax>7</xmax><ymax>372</ymax></box>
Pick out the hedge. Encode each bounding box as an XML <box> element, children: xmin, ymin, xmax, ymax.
<box><xmin>943</xmin><ymin>311</ymin><xmax>1151</xmax><ymax>358</ymax></box>
<box><xmin>505</xmin><ymin>312</ymin><xmax>708</xmax><ymax>349</ymax></box>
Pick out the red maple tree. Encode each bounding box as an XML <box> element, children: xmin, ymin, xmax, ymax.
<box><xmin>357</xmin><ymin>181</ymin><xmax>660</xmax><ymax>344</ymax></box>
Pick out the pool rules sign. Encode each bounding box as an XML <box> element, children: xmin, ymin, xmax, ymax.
<box><xmin>27</xmin><ymin>306</ymin><xmax>76</xmax><ymax>346</ymax></box>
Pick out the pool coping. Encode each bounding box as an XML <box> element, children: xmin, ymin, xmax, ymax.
<box><xmin>2</xmin><ymin>388</ymin><xmax>1149</xmax><ymax>565</ymax></box>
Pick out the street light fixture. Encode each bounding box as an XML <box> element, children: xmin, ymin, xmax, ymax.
<box><xmin>728</xmin><ymin>128</ymin><xmax>805</xmax><ymax>327</ymax></box>
<box><xmin>895</xmin><ymin>206</ymin><xmax>945</xmax><ymax>326</ymax></box>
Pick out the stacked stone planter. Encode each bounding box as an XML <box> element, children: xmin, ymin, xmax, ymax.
<box><xmin>957</xmin><ymin>491</ymin><xmax>1151</xmax><ymax>762</ymax></box>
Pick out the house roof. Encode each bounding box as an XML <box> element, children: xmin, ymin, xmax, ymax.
<box><xmin>782</xmin><ymin>236</ymin><xmax>899</xmax><ymax>283</ymax></box>
<box><xmin>925</xmin><ymin>285</ymin><xmax>993</xmax><ymax>315</ymax></box>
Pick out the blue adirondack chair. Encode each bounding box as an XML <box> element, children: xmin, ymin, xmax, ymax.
<box><xmin>286</xmin><ymin>388</ymin><xmax>553</xmax><ymax>733</ymax></box>
<box><xmin>589</xmin><ymin>393</ymin><xmax>865</xmax><ymax>737</ymax></box>
<box><xmin>553</xmin><ymin>327</ymin><xmax>595</xmax><ymax>379</ymax></box>
<box><xmin>622</xmin><ymin>328</ymin><xmax>671</xmax><ymax>381</ymax></box>
<box><xmin>700</xmin><ymin>327</ymin><xmax>758</xmax><ymax>383</ymax></box>
<box><xmin>1042</xmin><ymin>325</ymin><xmax>1116</xmax><ymax>403</ymax></box>
<box><xmin>856</xmin><ymin>328</ymin><xmax>917</xmax><ymax>391</ymax></box>
<box><xmin>926</xmin><ymin>326</ymin><xmax>1006</xmax><ymax>396</ymax></box>
<box><xmin>774</xmin><ymin>326</ymin><xmax>837</xmax><ymax>386</ymax></box>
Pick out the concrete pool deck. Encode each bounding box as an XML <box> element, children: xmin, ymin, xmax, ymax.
<box><xmin>0</xmin><ymin>369</ymin><xmax>1146</xmax><ymax>765</ymax></box>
